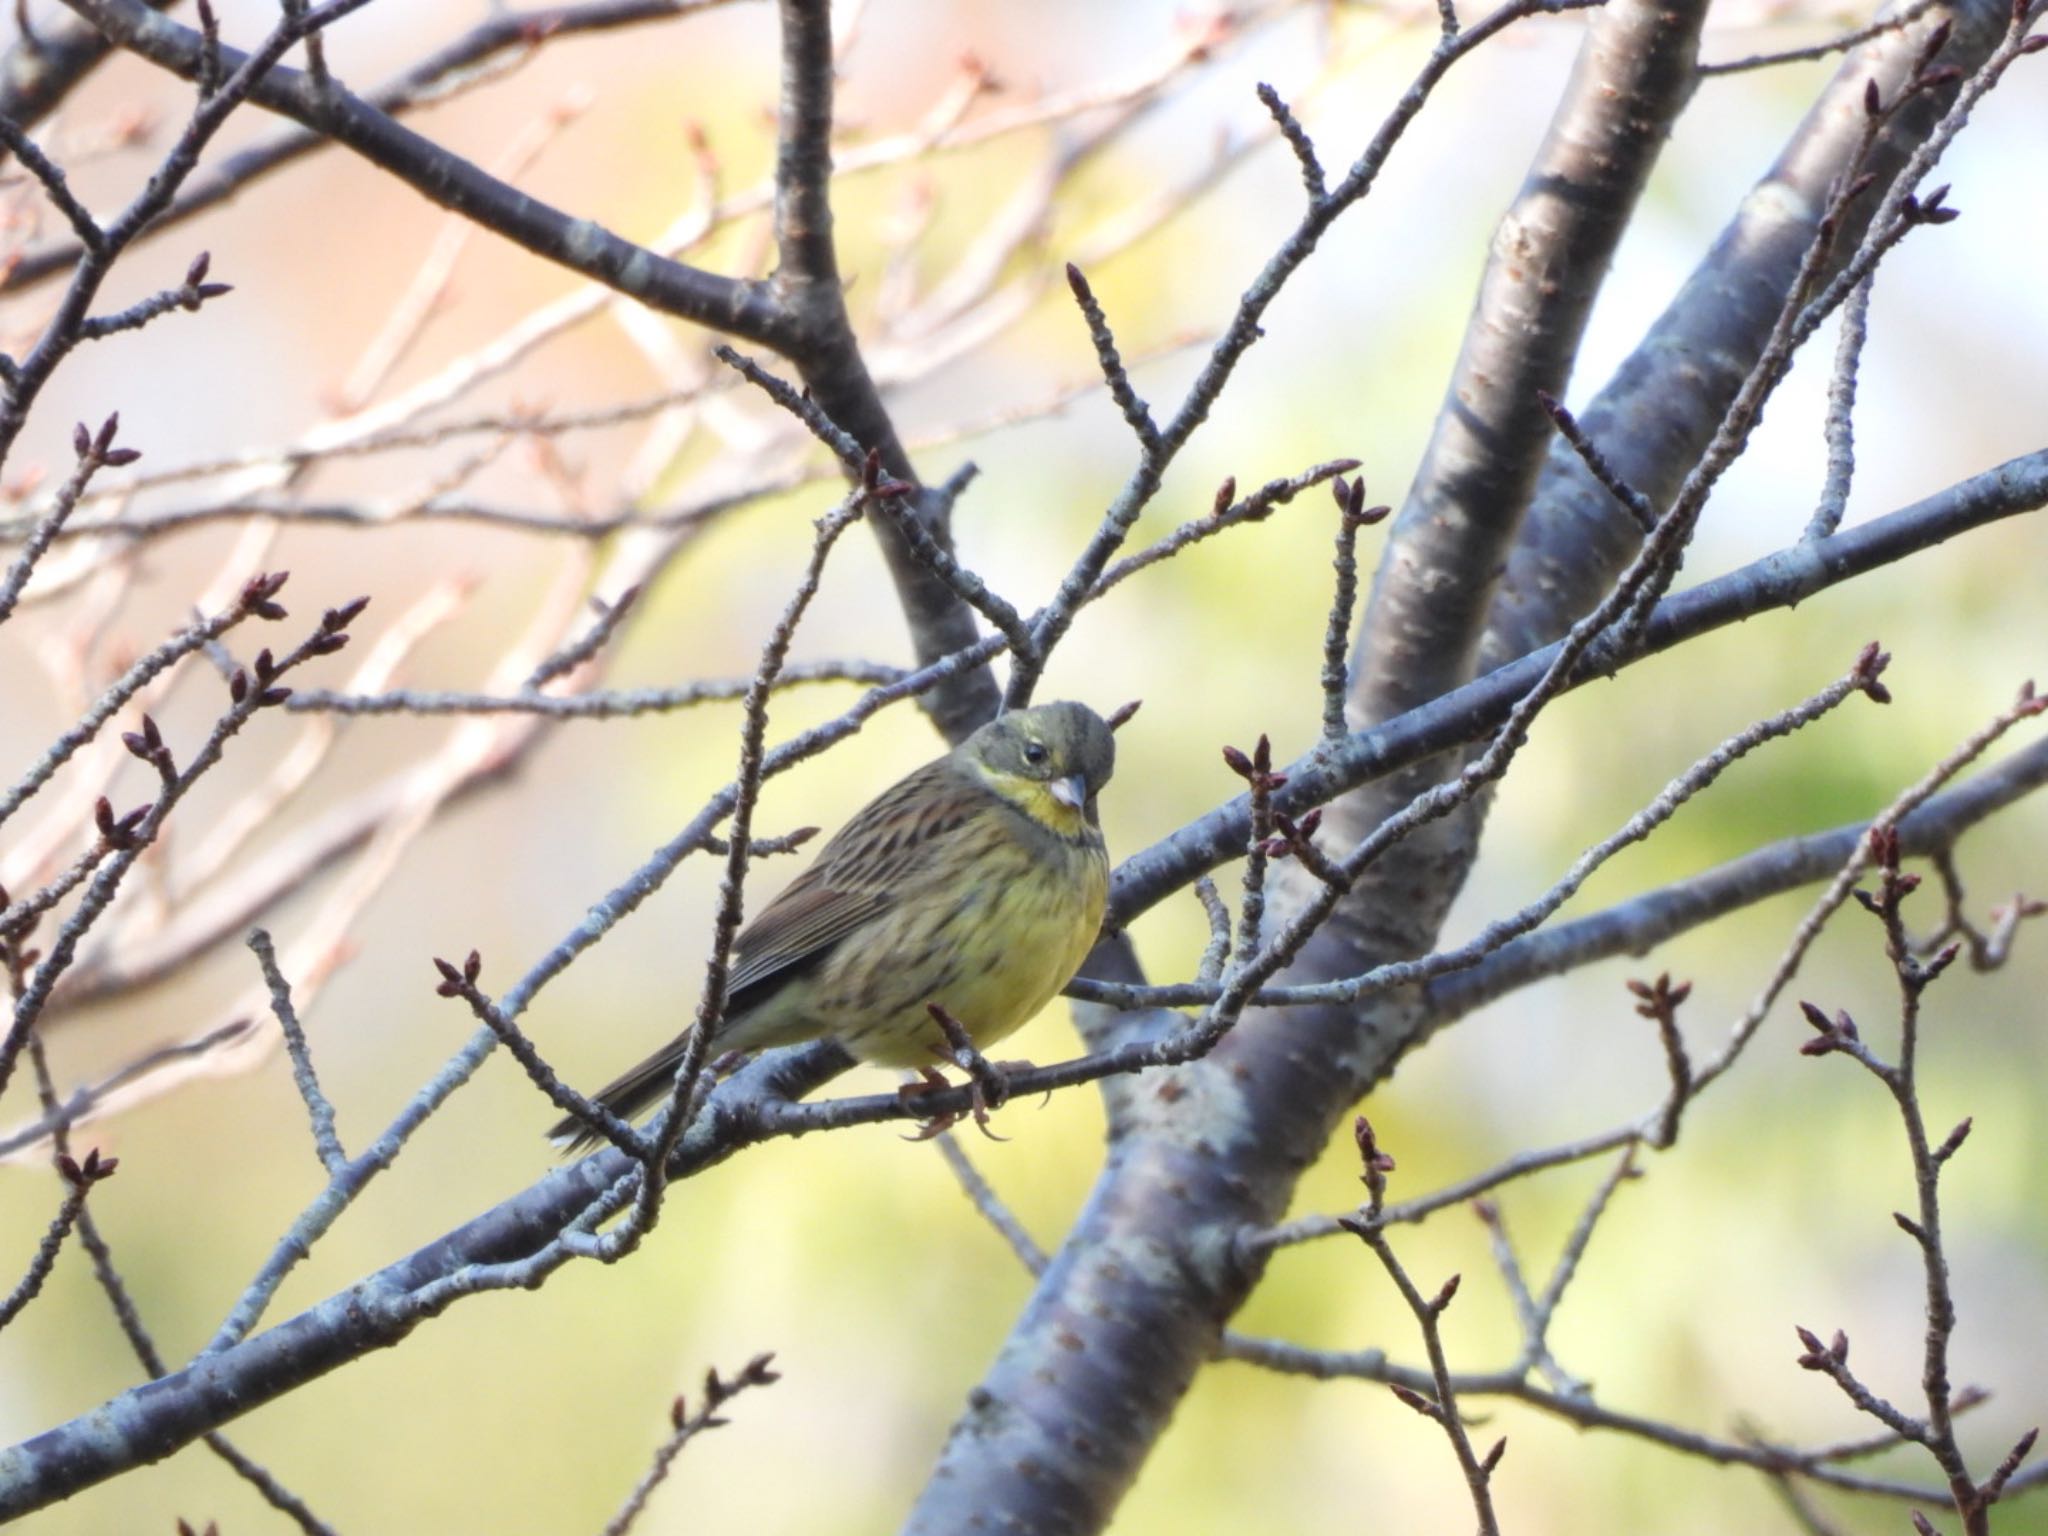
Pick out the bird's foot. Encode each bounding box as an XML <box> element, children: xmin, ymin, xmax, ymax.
<box><xmin>899</xmin><ymin>1073</ymin><xmax>1009</xmax><ymax>1142</ymax></box>
<box><xmin>897</xmin><ymin>1066</ymin><xmax>967</xmax><ymax>1141</ymax></box>
<box><xmin>928</xmin><ymin>1003</ymin><xmax>1012</xmax><ymax>1131</ymax></box>
<box><xmin>898</xmin><ymin>1006</ymin><xmax>1013</xmax><ymax>1141</ymax></box>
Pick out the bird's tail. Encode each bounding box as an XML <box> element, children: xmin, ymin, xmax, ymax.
<box><xmin>546</xmin><ymin>1034</ymin><xmax>695</xmax><ymax>1155</ymax></box>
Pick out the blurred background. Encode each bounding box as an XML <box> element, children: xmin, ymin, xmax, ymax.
<box><xmin>0</xmin><ymin>0</ymin><xmax>2044</xmax><ymax>1530</ymax></box>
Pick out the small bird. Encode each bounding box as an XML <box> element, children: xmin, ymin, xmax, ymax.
<box><xmin>552</xmin><ymin>700</ymin><xmax>1116</xmax><ymax>1150</ymax></box>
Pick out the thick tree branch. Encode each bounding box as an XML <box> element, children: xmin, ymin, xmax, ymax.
<box><xmin>761</xmin><ymin>0</ymin><xmax>1000</xmax><ymax>741</ymax></box>
<box><xmin>1422</xmin><ymin>731</ymin><xmax>2048</xmax><ymax>1022</ymax></box>
<box><xmin>1103</xmin><ymin>444</ymin><xmax>2048</xmax><ymax>933</ymax></box>
<box><xmin>903</xmin><ymin>0</ymin><xmax>1712</xmax><ymax>1525</ymax></box>
<box><xmin>1485</xmin><ymin>0</ymin><xmax>2000</xmax><ymax>671</ymax></box>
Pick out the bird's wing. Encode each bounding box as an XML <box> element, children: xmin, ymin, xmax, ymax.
<box><xmin>724</xmin><ymin>878</ymin><xmax>891</xmax><ymax>996</ymax></box>
<box><xmin>724</xmin><ymin>757</ymin><xmax>974</xmax><ymax>1000</ymax></box>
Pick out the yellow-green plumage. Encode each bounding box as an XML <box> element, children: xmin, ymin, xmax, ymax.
<box><xmin>552</xmin><ymin>701</ymin><xmax>1114</xmax><ymax>1150</ymax></box>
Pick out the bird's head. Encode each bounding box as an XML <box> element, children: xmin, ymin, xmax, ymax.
<box><xmin>963</xmin><ymin>701</ymin><xmax>1116</xmax><ymax>836</ymax></box>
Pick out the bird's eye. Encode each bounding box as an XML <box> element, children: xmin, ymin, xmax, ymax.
<box><xmin>1022</xmin><ymin>740</ymin><xmax>1048</xmax><ymax>766</ymax></box>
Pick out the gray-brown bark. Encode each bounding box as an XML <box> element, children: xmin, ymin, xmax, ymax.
<box><xmin>901</xmin><ymin>0</ymin><xmax>1715</xmax><ymax>1525</ymax></box>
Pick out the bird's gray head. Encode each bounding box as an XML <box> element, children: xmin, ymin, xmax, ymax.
<box><xmin>966</xmin><ymin>701</ymin><xmax>1116</xmax><ymax>822</ymax></box>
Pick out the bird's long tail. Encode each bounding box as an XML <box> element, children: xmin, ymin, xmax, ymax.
<box><xmin>546</xmin><ymin>1033</ymin><xmax>697</xmax><ymax>1154</ymax></box>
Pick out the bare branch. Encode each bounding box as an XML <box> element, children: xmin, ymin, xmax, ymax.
<box><xmin>1341</xmin><ymin>1122</ymin><xmax>1502</xmax><ymax>1535</ymax></box>
<box><xmin>1806</xmin><ymin>275</ymin><xmax>1875</xmax><ymax>540</ymax></box>
<box><xmin>248</xmin><ymin>929</ymin><xmax>345</xmax><ymax>1174</ymax></box>
<box><xmin>1537</xmin><ymin>390</ymin><xmax>1657</xmax><ymax>534</ymax></box>
<box><xmin>25</xmin><ymin>1042</ymin><xmax>338</xmax><ymax>1536</ymax></box>
<box><xmin>1063</xmin><ymin>262</ymin><xmax>1162</xmax><ymax>455</ymax></box>
<box><xmin>601</xmin><ymin>1355</ymin><xmax>780</xmax><ymax>1536</ymax></box>
<box><xmin>1108</xmin><ymin>445</ymin><xmax>2048</xmax><ymax>934</ymax></box>
<box><xmin>1319</xmin><ymin>477</ymin><xmax>1385</xmax><ymax>739</ymax></box>
<box><xmin>0</xmin><ymin>1149</ymin><xmax>104</xmax><ymax>1333</ymax></box>
<box><xmin>1254</xmin><ymin>80</ymin><xmax>1326</xmax><ymax>200</ymax></box>
<box><xmin>1697</xmin><ymin>0</ymin><xmax>1943</xmax><ymax>76</ymax></box>
<box><xmin>1076</xmin><ymin>644</ymin><xmax>1887</xmax><ymax>1009</ymax></box>
<box><xmin>53</xmin><ymin>0</ymin><xmax>788</xmax><ymax>345</ymax></box>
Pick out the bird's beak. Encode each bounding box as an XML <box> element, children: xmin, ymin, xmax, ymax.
<box><xmin>1048</xmin><ymin>774</ymin><xmax>1087</xmax><ymax>811</ymax></box>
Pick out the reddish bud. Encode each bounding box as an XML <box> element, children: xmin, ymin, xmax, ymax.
<box><xmin>323</xmin><ymin>596</ymin><xmax>372</xmax><ymax>632</ymax></box>
<box><xmin>1389</xmin><ymin>1383</ymin><xmax>1439</xmax><ymax>1420</ymax></box>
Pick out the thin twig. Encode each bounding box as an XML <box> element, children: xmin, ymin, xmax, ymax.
<box><xmin>436</xmin><ymin>957</ymin><xmax>649</xmax><ymax>1159</ymax></box>
<box><xmin>1254</xmin><ymin>80</ymin><xmax>1325</xmax><ymax>200</ymax></box>
<box><xmin>1805</xmin><ymin>275</ymin><xmax>1873</xmax><ymax>541</ymax></box>
<box><xmin>248</xmin><ymin>928</ymin><xmax>346</xmax><ymax>1173</ymax></box>
<box><xmin>1063</xmin><ymin>262</ymin><xmax>1162</xmax><ymax>455</ymax></box>
<box><xmin>525</xmin><ymin>583</ymin><xmax>641</xmax><ymax>690</ymax></box>
<box><xmin>286</xmin><ymin>659</ymin><xmax>903</xmax><ymax>718</ymax></box>
<box><xmin>600</xmin><ymin>1355</ymin><xmax>780</xmax><ymax>1536</ymax></box>
<box><xmin>1697</xmin><ymin>0</ymin><xmax>1942</xmax><ymax>76</ymax></box>
<box><xmin>1538</xmin><ymin>389</ymin><xmax>1657</xmax><ymax>534</ymax></box>
<box><xmin>0</xmin><ymin>582</ymin><xmax>366</xmax><ymax>1101</ymax></box>
<box><xmin>26</xmin><ymin>1040</ymin><xmax>339</xmax><ymax>1536</ymax></box>
<box><xmin>0</xmin><ymin>1150</ymin><xmax>105</xmax><ymax>1332</ymax></box>
<box><xmin>1342</xmin><ymin>1119</ymin><xmax>1503</xmax><ymax>1535</ymax></box>
<box><xmin>613</xmin><ymin>485</ymin><xmax>871</xmax><ymax>1247</ymax></box>
<box><xmin>0</xmin><ymin>416</ymin><xmax>132</xmax><ymax>627</ymax></box>
<box><xmin>933</xmin><ymin>1132</ymin><xmax>1048</xmax><ymax>1275</ymax></box>
<box><xmin>1319</xmin><ymin>475</ymin><xmax>1386</xmax><ymax>739</ymax></box>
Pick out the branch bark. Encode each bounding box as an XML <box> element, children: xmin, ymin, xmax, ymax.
<box><xmin>0</xmin><ymin>0</ymin><xmax>175</xmax><ymax>128</ymax></box>
<box><xmin>1421</xmin><ymin>730</ymin><xmax>2048</xmax><ymax>1022</ymax></box>
<box><xmin>1485</xmin><ymin>0</ymin><xmax>1999</xmax><ymax>666</ymax></box>
<box><xmin>763</xmin><ymin>0</ymin><xmax>998</xmax><ymax>741</ymax></box>
<box><xmin>901</xmin><ymin>0</ymin><xmax>1711</xmax><ymax>1525</ymax></box>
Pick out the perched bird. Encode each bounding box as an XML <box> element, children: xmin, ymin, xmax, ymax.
<box><xmin>552</xmin><ymin>700</ymin><xmax>1116</xmax><ymax>1150</ymax></box>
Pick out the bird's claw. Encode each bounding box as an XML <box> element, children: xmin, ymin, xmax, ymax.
<box><xmin>909</xmin><ymin>1003</ymin><xmax>1014</xmax><ymax>1138</ymax></box>
<box><xmin>897</xmin><ymin>1060</ymin><xmax>1012</xmax><ymax>1142</ymax></box>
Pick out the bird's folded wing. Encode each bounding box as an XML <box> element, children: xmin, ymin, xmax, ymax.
<box><xmin>724</xmin><ymin>759</ymin><xmax>971</xmax><ymax>1000</ymax></box>
<box><xmin>726</xmin><ymin>879</ymin><xmax>892</xmax><ymax>997</ymax></box>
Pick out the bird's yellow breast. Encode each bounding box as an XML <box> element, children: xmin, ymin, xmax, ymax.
<box><xmin>791</xmin><ymin>812</ymin><xmax>1107</xmax><ymax>1068</ymax></box>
